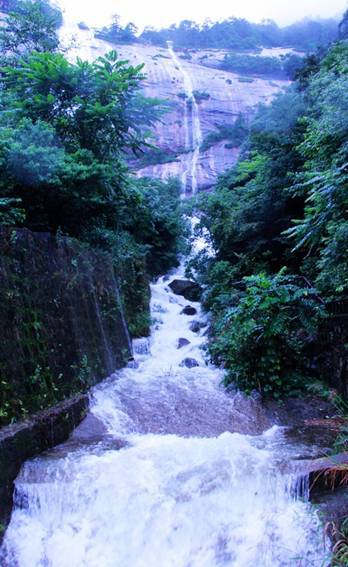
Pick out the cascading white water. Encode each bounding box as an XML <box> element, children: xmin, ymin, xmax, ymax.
<box><xmin>167</xmin><ymin>42</ymin><xmax>203</xmax><ymax>195</ymax></box>
<box><xmin>0</xmin><ymin>256</ymin><xmax>329</xmax><ymax>566</ymax></box>
<box><xmin>0</xmin><ymin>19</ymin><xmax>330</xmax><ymax>567</ymax></box>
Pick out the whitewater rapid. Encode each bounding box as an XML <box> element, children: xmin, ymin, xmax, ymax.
<box><xmin>0</xmin><ymin>21</ymin><xmax>329</xmax><ymax>567</ymax></box>
<box><xmin>0</xmin><ymin>259</ymin><xmax>328</xmax><ymax>566</ymax></box>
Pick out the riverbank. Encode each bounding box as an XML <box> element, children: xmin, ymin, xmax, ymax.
<box><xmin>1</xmin><ymin>270</ymin><xmax>344</xmax><ymax>566</ymax></box>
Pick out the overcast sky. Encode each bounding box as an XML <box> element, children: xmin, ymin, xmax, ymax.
<box><xmin>57</xmin><ymin>0</ymin><xmax>348</xmax><ymax>30</ymax></box>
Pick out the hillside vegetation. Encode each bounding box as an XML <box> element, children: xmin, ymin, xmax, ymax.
<box><xmin>191</xmin><ymin>35</ymin><xmax>348</xmax><ymax>398</ymax></box>
<box><xmin>0</xmin><ymin>0</ymin><xmax>186</xmax><ymax>337</ymax></box>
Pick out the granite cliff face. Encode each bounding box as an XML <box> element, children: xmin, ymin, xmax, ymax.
<box><xmin>123</xmin><ymin>44</ymin><xmax>290</xmax><ymax>191</ymax></box>
<box><xmin>61</xmin><ymin>24</ymin><xmax>290</xmax><ymax>192</ymax></box>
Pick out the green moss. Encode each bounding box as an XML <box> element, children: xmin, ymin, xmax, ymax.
<box><xmin>0</xmin><ymin>228</ymin><xmax>131</xmax><ymax>426</ymax></box>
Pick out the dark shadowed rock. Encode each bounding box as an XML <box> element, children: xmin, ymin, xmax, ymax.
<box><xmin>169</xmin><ymin>279</ymin><xmax>202</xmax><ymax>302</ymax></box>
<box><xmin>180</xmin><ymin>358</ymin><xmax>200</xmax><ymax>368</ymax></box>
<box><xmin>181</xmin><ymin>306</ymin><xmax>197</xmax><ymax>316</ymax></box>
<box><xmin>177</xmin><ymin>338</ymin><xmax>191</xmax><ymax>349</ymax></box>
<box><xmin>189</xmin><ymin>320</ymin><xmax>206</xmax><ymax>333</ymax></box>
<box><xmin>0</xmin><ymin>394</ymin><xmax>89</xmax><ymax>543</ymax></box>
<box><xmin>299</xmin><ymin>453</ymin><xmax>348</xmax><ymax>499</ymax></box>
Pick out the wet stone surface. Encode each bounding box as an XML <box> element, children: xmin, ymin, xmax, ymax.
<box><xmin>177</xmin><ymin>338</ymin><xmax>191</xmax><ymax>349</ymax></box>
<box><xmin>181</xmin><ymin>305</ymin><xmax>197</xmax><ymax>316</ymax></box>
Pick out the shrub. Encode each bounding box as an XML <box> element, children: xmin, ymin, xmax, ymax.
<box><xmin>210</xmin><ymin>271</ymin><xmax>326</xmax><ymax>398</ymax></box>
<box><xmin>193</xmin><ymin>90</ymin><xmax>210</xmax><ymax>103</ymax></box>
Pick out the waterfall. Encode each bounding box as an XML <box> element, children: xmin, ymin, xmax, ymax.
<box><xmin>0</xmin><ymin>20</ymin><xmax>330</xmax><ymax>567</ymax></box>
<box><xmin>0</xmin><ymin>257</ymin><xmax>329</xmax><ymax>566</ymax></box>
<box><xmin>167</xmin><ymin>42</ymin><xmax>203</xmax><ymax>195</ymax></box>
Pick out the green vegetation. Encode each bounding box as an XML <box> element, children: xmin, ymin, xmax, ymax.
<box><xmin>0</xmin><ymin>1</ymin><xmax>186</xmax><ymax>423</ymax></box>
<box><xmin>193</xmin><ymin>90</ymin><xmax>210</xmax><ymax>103</ymax></box>
<box><xmin>221</xmin><ymin>53</ymin><xmax>304</xmax><ymax>79</ymax></box>
<box><xmin>95</xmin><ymin>15</ymin><xmax>138</xmax><ymax>44</ymax></box>
<box><xmin>0</xmin><ymin>0</ymin><xmax>62</xmax><ymax>61</ymax></box>
<box><xmin>140</xmin><ymin>17</ymin><xmax>338</xmax><ymax>52</ymax></box>
<box><xmin>201</xmin><ymin>114</ymin><xmax>249</xmax><ymax>151</ymax></box>
<box><xmin>136</xmin><ymin>147</ymin><xmax>179</xmax><ymax>167</ymax></box>
<box><xmin>0</xmin><ymin>2</ymin><xmax>184</xmax><ymax>277</ymax></box>
<box><xmin>209</xmin><ymin>271</ymin><xmax>326</xmax><ymax>398</ymax></box>
<box><xmin>191</xmin><ymin>37</ymin><xmax>348</xmax><ymax>398</ymax></box>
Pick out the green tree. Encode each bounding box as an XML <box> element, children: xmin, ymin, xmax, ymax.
<box><xmin>210</xmin><ymin>272</ymin><xmax>326</xmax><ymax>398</ymax></box>
<box><xmin>0</xmin><ymin>0</ymin><xmax>61</xmax><ymax>61</ymax></box>
<box><xmin>191</xmin><ymin>38</ymin><xmax>347</xmax><ymax>398</ymax></box>
<box><xmin>286</xmin><ymin>43</ymin><xmax>348</xmax><ymax>295</ymax></box>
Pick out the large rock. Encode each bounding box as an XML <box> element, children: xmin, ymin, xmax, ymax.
<box><xmin>303</xmin><ymin>453</ymin><xmax>348</xmax><ymax>499</ymax></box>
<box><xmin>0</xmin><ymin>394</ymin><xmax>89</xmax><ymax>543</ymax></box>
<box><xmin>189</xmin><ymin>320</ymin><xmax>206</xmax><ymax>333</ymax></box>
<box><xmin>177</xmin><ymin>338</ymin><xmax>191</xmax><ymax>349</ymax></box>
<box><xmin>62</xmin><ymin>30</ymin><xmax>291</xmax><ymax>192</ymax></box>
<box><xmin>169</xmin><ymin>279</ymin><xmax>202</xmax><ymax>302</ymax></box>
<box><xmin>181</xmin><ymin>305</ymin><xmax>197</xmax><ymax>316</ymax></box>
<box><xmin>180</xmin><ymin>358</ymin><xmax>200</xmax><ymax>368</ymax></box>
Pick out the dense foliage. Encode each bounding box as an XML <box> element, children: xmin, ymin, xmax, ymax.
<box><xmin>192</xmin><ymin>38</ymin><xmax>348</xmax><ymax>397</ymax></box>
<box><xmin>201</xmin><ymin>113</ymin><xmax>249</xmax><ymax>152</ymax></box>
<box><xmin>0</xmin><ymin>1</ymin><xmax>185</xmax><ymax>339</ymax></box>
<box><xmin>221</xmin><ymin>52</ymin><xmax>304</xmax><ymax>79</ymax></box>
<box><xmin>140</xmin><ymin>18</ymin><xmax>338</xmax><ymax>52</ymax></box>
<box><xmin>0</xmin><ymin>0</ymin><xmax>62</xmax><ymax>61</ymax></box>
<box><xmin>210</xmin><ymin>272</ymin><xmax>326</xmax><ymax>398</ymax></box>
<box><xmin>95</xmin><ymin>15</ymin><xmax>138</xmax><ymax>45</ymax></box>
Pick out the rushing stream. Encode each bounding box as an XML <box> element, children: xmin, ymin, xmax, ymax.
<box><xmin>0</xmin><ymin>258</ymin><xmax>328</xmax><ymax>566</ymax></box>
<box><xmin>0</xmin><ymin>21</ymin><xmax>329</xmax><ymax>567</ymax></box>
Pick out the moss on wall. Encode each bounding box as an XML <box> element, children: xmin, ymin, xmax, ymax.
<box><xmin>0</xmin><ymin>228</ymin><xmax>131</xmax><ymax>425</ymax></box>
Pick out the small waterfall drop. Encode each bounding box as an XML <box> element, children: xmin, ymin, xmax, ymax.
<box><xmin>0</xmin><ymin>257</ymin><xmax>329</xmax><ymax>566</ymax></box>
<box><xmin>167</xmin><ymin>42</ymin><xmax>203</xmax><ymax>195</ymax></box>
<box><xmin>0</xmin><ymin>20</ymin><xmax>330</xmax><ymax>567</ymax></box>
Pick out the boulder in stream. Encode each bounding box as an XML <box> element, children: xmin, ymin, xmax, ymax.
<box><xmin>180</xmin><ymin>358</ymin><xmax>200</xmax><ymax>368</ymax></box>
<box><xmin>177</xmin><ymin>338</ymin><xmax>191</xmax><ymax>349</ymax></box>
<box><xmin>181</xmin><ymin>306</ymin><xmax>197</xmax><ymax>316</ymax></box>
<box><xmin>189</xmin><ymin>320</ymin><xmax>206</xmax><ymax>333</ymax></box>
<box><xmin>169</xmin><ymin>279</ymin><xmax>202</xmax><ymax>301</ymax></box>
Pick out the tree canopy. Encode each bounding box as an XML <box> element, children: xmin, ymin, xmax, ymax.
<box><xmin>191</xmin><ymin>37</ymin><xmax>348</xmax><ymax>397</ymax></box>
<box><xmin>0</xmin><ymin>1</ymin><xmax>186</xmax><ymax>338</ymax></box>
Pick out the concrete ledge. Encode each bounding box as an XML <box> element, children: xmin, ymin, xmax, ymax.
<box><xmin>0</xmin><ymin>394</ymin><xmax>89</xmax><ymax>539</ymax></box>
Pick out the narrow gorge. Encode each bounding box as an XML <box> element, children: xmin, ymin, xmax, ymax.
<box><xmin>0</xmin><ymin>4</ymin><xmax>347</xmax><ymax>566</ymax></box>
<box><xmin>0</xmin><ymin>258</ymin><xmax>329</xmax><ymax>566</ymax></box>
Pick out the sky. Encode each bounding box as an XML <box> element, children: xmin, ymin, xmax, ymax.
<box><xmin>57</xmin><ymin>0</ymin><xmax>348</xmax><ymax>30</ymax></box>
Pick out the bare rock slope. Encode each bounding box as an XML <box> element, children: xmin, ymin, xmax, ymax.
<box><xmin>62</xmin><ymin>24</ymin><xmax>290</xmax><ymax>191</ymax></box>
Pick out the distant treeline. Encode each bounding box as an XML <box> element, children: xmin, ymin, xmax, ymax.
<box><xmin>93</xmin><ymin>17</ymin><xmax>340</xmax><ymax>52</ymax></box>
<box><xmin>140</xmin><ymin>18</ymin><xmax>339</xmax><ymax>51</ymax></box>
<box><xmin>220</xmin><ymin>52</ymin><xmax>305</xmax><ymax>79</ymax></box>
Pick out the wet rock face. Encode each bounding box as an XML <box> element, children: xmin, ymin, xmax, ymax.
<box><xmin>63</xmin><ymin>30</ymin><xmax>291</xmax><ymax>191</ymax></box>
<box><xmin>0</xmin><ymin>394</ymin><xmax>89</xmax><ymax>543</ymax></box>
<box><xmin>0</xmin><ymin>228</ymin><xmax>132</xmax><ymax>427</ymax></box>
<box><xmin>181</xmin><ymin>306</ymin><xmax>198</xmax><ymax>316</ymax></box>
<box><xmin>177</xmin><ymin>338</ymin><xmax>191</xmax><ymax>349</ymax></box>
<box><xmin>114</xmin><ymin>44</ymin><xmax>290</xmax><ymax>190</ymax></box>
<box><xmin>180</xmin><ymin>358</ymin><xmax>200</xmax><ymax>369</ymax></box>
<box><xmin>169</xmin><ymin>279</ymin><xmax>202</xmax><ymax>302</ymax></box>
